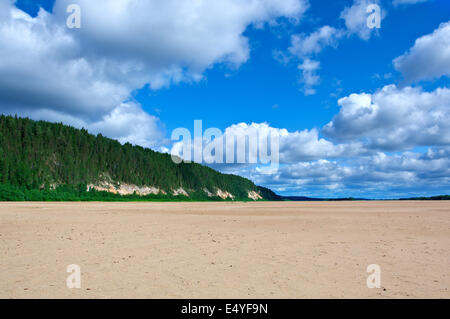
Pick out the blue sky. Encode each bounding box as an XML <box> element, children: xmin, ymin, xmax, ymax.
<box><xmin>3</xmin><ymin>0</ymin><xmax>450</xmax><ymax>198</ymax></box>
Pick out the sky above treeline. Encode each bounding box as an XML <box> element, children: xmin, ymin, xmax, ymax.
<box><xmin>2</xmin><ymin>0</ymin><xmax>450</xmax><ymax>198</ymax></box>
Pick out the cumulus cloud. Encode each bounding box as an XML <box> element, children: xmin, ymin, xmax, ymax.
<box><xmin>323</xmin><ymin>85</ymin><xmax>450</xmax><ymax>150</ymax></box>
<box><xmin>0</xmin><ymin>6</ymin><xmax>128</xmax><ymax>120</ymax></box>
<box><xmin>297</xmin><ymin>59</ymin><xmax>320</xmax><ymax>95</ymax></box>
<box><xmin>394</xmin><ymin>21</ymin><xmax>450</xmax><ymax>82</ymax></box>
<box><xmin>87</xmin><ymin>103</ymin><xmax>168</xmax><ymax>148</ymax></box>
<box><xmin>221</xmin><ymin>122</ymin><xmax>364</xmax><ymax>163</ymax></box>
<box><xmin>289</xmin><ymin>26</ymin><xmax>344</xmax><ymax>57</ymax></box>
<box><xmin>51</xmin><ymin>0</ymin><xmax>307</xmax><ymax>80</ymax></box>
<box><xmin>170</xmin><ymin>121</ymin><xmax>365</xmax><ymax>167</ymax></box>
<box><xmin>238</xmin><ymin>150</ymin><xmax>450</xmax><ymax>198</ymax></box>
<box><xmin>284</xmin><ymin>26</ymin><xmax>345</xmax><ymax>95</ymax></box>
<box><xmin>169</xmin><ymin>87</ymin><xmax>449</xmax><ymax>197</ymax></box>
<box><xmin>340</xmin><ymin>0</ymin><xmax>381</xmax><ymax>40</ymax></box>
<box><xmin>283</xmin><ymin>26</ymin><xmax>344</xmax><ymax>95</ymax></box>
<box><xmin>0</xmin><ymin>0</ymin><xmax>308</xmax><ymax>147</ymax></box>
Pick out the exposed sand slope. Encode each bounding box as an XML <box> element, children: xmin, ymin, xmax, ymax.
<box><xmin>0</xmin><ymin>201</ymin><xmax>449</xmax><ymax>298</ymax></box>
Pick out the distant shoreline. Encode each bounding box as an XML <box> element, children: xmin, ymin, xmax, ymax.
<box><xmin>281</xmin><ymin>195</ymin><xmax>450</xmax><ymax>201</ymax></box>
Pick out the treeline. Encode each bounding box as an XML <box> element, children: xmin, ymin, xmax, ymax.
<box><xmin>257</xmin><ymin>186</ymin><xmax>282</xmax><ymax>201</ymax></box>
<box><xmin>399</xmin><ymin>195</ymin><xmax>450</xmax><ymax>200</ymax></box>
<box><xmin>0</xmin><ymin>115</ymin><xmax>260</xmax><ymax>200</ymax></box>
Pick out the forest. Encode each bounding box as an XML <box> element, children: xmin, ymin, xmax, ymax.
<box><xmin>0</xmin><ymin>115</ymin><xmax>274</xmax><ymax>201</ymax></box>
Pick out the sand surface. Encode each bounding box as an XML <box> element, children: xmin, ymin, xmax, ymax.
<box><xmin>0</xmin><ymin>201</ymin><xmax>449</xmax><ymax>298</ymax></box>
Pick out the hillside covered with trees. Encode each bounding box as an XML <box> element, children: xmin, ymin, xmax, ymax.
<box><xmin>0</xmin><ymin>115</ymin><xmax>272</xmax><ymax>201</ymax></box>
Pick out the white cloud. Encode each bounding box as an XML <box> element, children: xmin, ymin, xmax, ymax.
<box><xmin>51</xmin><ymin>0</ymin><xmax>308</xmax><ymax>77</ymax></box>
<box><xmin>222</xmin><ymin>122</ymin><xmax>364</xmax><ymax>163</ymax></box>
<box><xmin>285</xmin><ymin>26</ymin><xmax>344</xmax><ymax>95</ymax></box>
<box><xmin>323</xmin><ymin>85</ymin><xmax>450</xmax><ymax>150</ymax></box>
<box><xmin>289</xmin><ymin>25</ymin><xmax>344</xmax><ymax>57</ymax></box>
<box><xmin>277</xmin><ymin>126</ymin><xmax>365</xmax><ymax>162</ymax></box>
<box><xmin>340</xmin><ymin>0</ymin><xmax>381</xmax><ymax>40</ymax></box>
<box><xmin>167</xmin><ymin>89</ymin><xmax>450</xmax><ymax>196</ymax></box>
<box><xmin>88</xmin><ymin>103</ymin><xmax>167</xmax><ymax>148</ymax></box>
<box><xmin>0</xmin><ymin>6</ymin><xmax>129</xmax><ymax>120</ymax></box>
<box><xmin>297</xmin><ymin>59</ymin><xmax>320</xmax><ymax>95</ymax></box>
<box><xmin>0</xmin><ymin>0</ymin><xmax>308</xmax><ymax>147</ymax></box>
<box><xmin>239</xmin><ymin>150</ymin><xmax>450</xmax><ymax>198</ymax></box>
<box><xmin>170</xmin><ymin>122</ymin><xmax>365</xmax><ymax>166</ymax></box>
<box><xmin>394</xmin><ymin>21</ymin><xmax>450</xmax><ymax>82</ymax></box>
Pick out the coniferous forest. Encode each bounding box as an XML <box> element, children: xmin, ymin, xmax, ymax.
<box><xmin>0</xmin><ymin>115</ymin><xmax>277</xmax><ymax>201</ymax></box>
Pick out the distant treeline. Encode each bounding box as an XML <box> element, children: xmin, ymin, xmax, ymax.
<box><xmin>399</xmin><ymin>195</ymin><xmax>450</xmax><ymax>200</ymax></box>
<box><xmin>282</xmin><ymin>196</ymin><xmax>450</xmax><ymax>201</ymax></box>
<box><xmin>281</xmin><ymin>196</ymin><xmax>366</xmax><ymax>201</ymax></box>
<box><xmin>0</xmin><ymin>115</ymin><xmax>262</xmax><ymax>201</ymax></box>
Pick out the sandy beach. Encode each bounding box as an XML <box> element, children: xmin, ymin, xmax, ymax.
<box><xmin>0</xmin><ymin>201</ymin><xmax>449</xmax><ymax>298</ymax></box>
